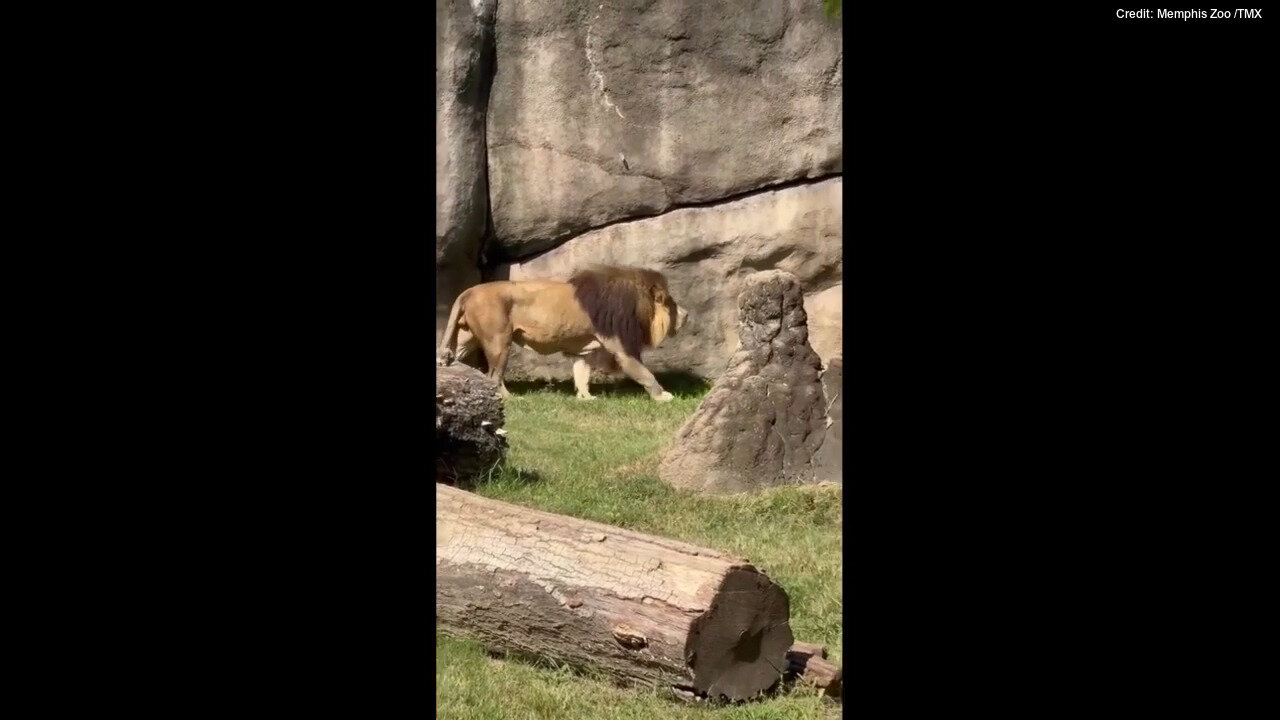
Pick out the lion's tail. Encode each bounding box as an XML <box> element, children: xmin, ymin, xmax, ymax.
<box><xmin>437</xmin><ymin>288</ymin><xmax>470</xmax><ymax>365</ymax></box>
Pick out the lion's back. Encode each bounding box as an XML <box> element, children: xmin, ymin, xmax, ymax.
<box><xmin>504</xmin><ymin>280</ymin><xmax>596</xmax><ymax>345</ymax></box>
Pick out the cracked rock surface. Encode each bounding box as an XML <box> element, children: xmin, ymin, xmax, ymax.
<box><xmin>487</xmin><ymin>0</ymin><xmax>842</xmax><ymax>260</ymax></box>
<box><xmin>659</xmin><ymin>270</ymin><xmax>835</xmax><ymax>494</ymax></box>
<box><xmin>498</xmin><ymin>178</ymin><xmax>842</xmax><ymax>380</ymax></box>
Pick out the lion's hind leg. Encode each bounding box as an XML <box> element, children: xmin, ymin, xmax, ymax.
<box><xmin>454</xmin><ymin>330</ymin><xmax>480</xmax><ymax>365</ymax></box>
<box><xmin>480</xmin><ymin>335</ymin><xmax>513</xmax><ymax>399</ymax></box>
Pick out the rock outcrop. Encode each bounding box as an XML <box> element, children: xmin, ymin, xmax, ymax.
<box><xmin>487</xmin><ymin>0</ymin><xmax>842</xmax><ymax>260</ymax></box>
<box><xmin>436</xmin><ymin>0</ymin><xmax>497</xmax><ymax>342</ymax></box>
<box><xmin>658</xmin><ymin>270</ymin><xmax>833</xmax><ymax>494</ymax></box>
<box><xmin>435</xmin><ymin>1</ymin><xmax>843</xmax><ymax>371</ymax></box>
<box><xmin>498</xmin><ymin>178</ymin><xmax>842</xmax><ymax>381</ymax></box>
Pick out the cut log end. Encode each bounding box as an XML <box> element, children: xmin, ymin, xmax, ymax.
<box><xmin>685</xmin><ymin>567</ymin><xmax>794</xmax><ymax>701</ymax></box>
<box><xmin>438</xmin><ymin>486</ymin><xmax>795</xmax><ymax>701</ymax></box>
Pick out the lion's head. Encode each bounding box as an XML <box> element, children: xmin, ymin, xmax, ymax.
<box><xmin>568</xmin><ymin>265</ymin><xmax>688</xmax><ymax>358</ymax></box>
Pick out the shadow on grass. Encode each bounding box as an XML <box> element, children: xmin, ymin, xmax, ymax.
<box><xmin>477</xmin><ymin>643</ymin><xmax>830</xmax><ymax>706</ymax></box>
<box><xmin>488</xmin><ymin>463</ymin><xmax>547</xmax><ymax>488</ymax></box>
<box><xmin>505</xmin><ymin>372</ymin><xmax>711</xmax><ymax>400</ymax></box>
<box><xmin>447</xmin><ymin>461</ymin><xmax>547</xmax><ymax>490</ymax></box>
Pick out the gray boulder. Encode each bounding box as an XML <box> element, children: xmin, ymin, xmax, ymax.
<box><xmin>487</xmin><ymin>0</ymin><xmax>842</xmax><ymax>260</ymax></box>
<box><xmin>497</xmin><ymin>177</ymin><xmax>841</xmax><ymax>381</ymax></box>
<box><xmin>437</xmin><ymin>0</ymin><xmax>496</xmax><ymax>342</ymax></box>
<box><xmin>658</xmin><ymin>270</ymin><xmax>829</xmax><ymax>494</ymax></box>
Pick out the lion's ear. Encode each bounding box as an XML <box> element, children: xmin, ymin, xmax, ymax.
<box><xmin>653</xmin><ymin>287</ymin><xmax>667</xmax><ymax>305</ymax></box>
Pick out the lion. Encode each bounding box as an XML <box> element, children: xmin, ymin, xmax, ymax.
<box><xmin>436</xmin><ymin>265</ymin><xmax>688</xmax><ymax>402</ymax></box>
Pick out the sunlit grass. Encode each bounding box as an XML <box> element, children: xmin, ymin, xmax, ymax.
<box><xmin>438</xmin><ymin>375</ymin><xmax>842</xmax><ymax>720</ymax></box>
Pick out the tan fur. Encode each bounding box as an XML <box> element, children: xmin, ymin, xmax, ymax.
<box><xmin>437</xmin><ymin>267</ymin><xmax>686</xmax><ymax>401</ymax></box>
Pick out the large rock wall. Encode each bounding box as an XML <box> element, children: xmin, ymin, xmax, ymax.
<box><xmin>487</xmin><ymin>0</ymin><xmax>842</xmax><ymax>260</ymax></box>
<box><xmin>436</xmin><ymin>1</ymin><xmax>842</xmax><ymax>376</ymax></box>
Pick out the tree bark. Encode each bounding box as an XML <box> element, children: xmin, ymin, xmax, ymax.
<box><xmin>785</xmin><ymin>642</ymin><xmax>842</xmax><ymax>699</ymax></box>
<box><xmin>436</xmin><ymin>364</ymin><xmax>506</xmax><ymax>485</ymax></box>
<box><xmin>436</xmin><ymin>484</ymin><xmax>795</xmax><ymax>701</ymax></box>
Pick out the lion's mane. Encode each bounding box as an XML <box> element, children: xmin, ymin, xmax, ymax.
<box><xmin>568</xmin><ymin>265</ymin><xmax>674</xmax><ymax>359</ymax></box>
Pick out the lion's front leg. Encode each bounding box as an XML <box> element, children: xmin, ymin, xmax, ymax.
<box><xmin>610</xmin><ymin>350</ymin><xmax>673</xmax><ymax>403</ymax></box>
<box><xmin>572</xmin><ymin>358</ymin><xmax>595</xmax><ymax>400</ymax></box>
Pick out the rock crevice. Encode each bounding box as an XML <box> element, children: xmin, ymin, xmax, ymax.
<box><xmin>437</xmin><ymin>0</ymin><xmax>499</xmax><ymax>342</ymax></box>
<box><xmin>507</xmin><ymin>171</ymin><xmax>843</xmax><ymax>266</ymax></box>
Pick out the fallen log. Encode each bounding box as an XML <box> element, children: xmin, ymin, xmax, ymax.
<box><xmin>436</xmin><ymin>364</ymin><xmax>506</xmax><ymax>485</ymax></box>
<box><xmin>785</xmin><ymin>642</ymin><xmax>842</xmax><ymax>699</ymax></box>
<box><xmin>436</xmin><ymin>484</ymin><xmax>795</xmax><ymax>701</ymax></box>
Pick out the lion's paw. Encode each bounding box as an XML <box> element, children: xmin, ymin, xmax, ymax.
<box><xmin>576</xmin><ymin>394</ymin><xmax>597</xmax><ymax>401</ymax></box>
<box><xmin>654</xmin><ymin>391</ymin><xmax>674</xmax><ymax>403</ymax></box>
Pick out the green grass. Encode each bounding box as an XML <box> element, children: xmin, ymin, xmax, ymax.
<box><xmin>438</xmin><ymin>374</ymin><xmax>843</xmax><ymax>720</ymax></box>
